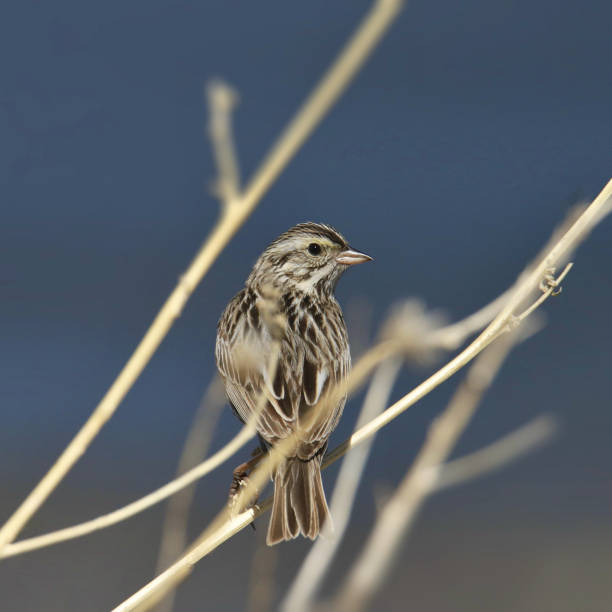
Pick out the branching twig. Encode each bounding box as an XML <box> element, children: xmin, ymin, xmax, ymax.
<box><xmin>0</xmin><ymin>0</ymin><xmax>404</xmax><ymax>554</ymax></box>
<box><xmin>422</xmin><ymin>200</ymin><xmax>589</xmax><ymax>353</ymax></box>
<box><xmin>514</xmin><ymin>263</ymin><xmax>573</xmax><ymax>323</ymax></box>
<box><xmin>0</xmin><ymin>425</ymin><xmax>254</xmax><ymax>560</ymax></box>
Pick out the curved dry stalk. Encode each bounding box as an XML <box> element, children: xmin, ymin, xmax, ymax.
<box><xmin>331</xmin><ymin>332</ymin><xmax>520</xmax><ymax>612</ymax></box>
<box><xmin>0</xmin><ymin>0</ymin><xmax>404</xmax><ymax>553</ymax></box>
<box><xmin>112</xmin><ymin>177</ymin><xmax>612</xmax><ymax>612</ymax></box>
<box><xmin>0</xmin><ymin>425</ymin><xmax>255</xmax><ymax>560</ymax></box>
<box><xmin>153</xmin><ymin>377</ymin><xmax>225</xmax><ymax>612</ymax></box>
<box><xmin>280</xmin><ymin>359</ymin><xmax>403</xmax><ymax>612</ymax></box>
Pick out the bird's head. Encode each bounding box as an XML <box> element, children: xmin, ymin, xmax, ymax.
<box><xmin>247</xmin><ymin>222</ymin><xmax>371</xmax><ymax>297</ymax></box>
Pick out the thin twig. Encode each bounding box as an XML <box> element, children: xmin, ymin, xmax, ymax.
<box><xmin>514</xmin><ymin>262</ymin><xmax>573</xmax><ymax>323</ymax></box>
<box><xmin>0</xmin><ymin>0</ymin><xmax>404</xmax><ymax>554</ymax></box>
<box><xmin>0</xmin><ymin>426</ymin><xmax>255</xmax><ymax>560</ymax></box>
<box><xmin>280</xmin><ymin>359</ymin><xmax>403</xmax><ymax>612</ymax></box>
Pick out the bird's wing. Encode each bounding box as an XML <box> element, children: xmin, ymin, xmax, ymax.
<box><xmin>215</xmin><ymin>291</ymin><xmax>299</xmax><ymax>440</ymax></box>
<box><xmin>216</xmin><ymin>291</ymin><xmax>351</xmax><ymax>455</ymax></box>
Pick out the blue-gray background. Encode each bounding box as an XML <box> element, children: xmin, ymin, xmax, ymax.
<box><xmin>1</xmin><ymin>1</ymin><xmax>611</xmax><ymax>610</ymax></box>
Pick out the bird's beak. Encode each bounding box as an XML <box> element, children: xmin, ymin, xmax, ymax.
<box><xmin>336</xmin><ymin>249</ymin><xmax>373</xmax><ymax>266</ymax></box>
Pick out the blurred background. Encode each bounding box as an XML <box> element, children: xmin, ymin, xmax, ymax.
<box><xmin>1</xmin><ymin>0</ymin><xmax>611</xmax><ymax>610</ymax></box>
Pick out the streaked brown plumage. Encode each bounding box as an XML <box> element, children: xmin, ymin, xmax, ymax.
<box><xmin>215</xmin><ymin>222</ymin><xmax>371</xmax><ymax>545</ymax></box>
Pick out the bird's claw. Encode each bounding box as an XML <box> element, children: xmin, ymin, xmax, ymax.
<box><xmin>227</xmin><ymin>451</ymin><xmax>263</xmax><ymax>519</ymax></box>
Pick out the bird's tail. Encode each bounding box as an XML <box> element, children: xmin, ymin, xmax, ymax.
<box><xmin>267</xmin><ymin>457</ymin><xmax>331</xmax><ymax>546</ymax></box>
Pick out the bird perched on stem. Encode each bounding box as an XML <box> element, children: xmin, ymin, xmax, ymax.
<box><xmin>216</xmin><ymin>222</ymin><xmax>371</xmax><ymax>545</ymax></box>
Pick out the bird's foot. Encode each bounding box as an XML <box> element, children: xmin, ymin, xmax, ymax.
<box><xmin>227</xmin><ymin>448</ymin><xmax>264</xmax><ymax>518</ymax></box>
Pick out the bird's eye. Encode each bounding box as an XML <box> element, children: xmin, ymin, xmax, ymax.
<box><xmin>308</xmin><ymin>243</ymin><xmax>322</xmax><ymax>256</ymax></box>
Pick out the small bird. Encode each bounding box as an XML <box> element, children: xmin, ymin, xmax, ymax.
<box><xmin>215</xmin><ymin>222</ymin><xmax>371</xmax><ymax>545</ymax></box>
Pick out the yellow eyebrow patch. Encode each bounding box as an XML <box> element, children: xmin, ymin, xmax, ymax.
<box><xmin>310</xmin><ymin>238</ymin><xmax>337</xmax><ymax>249</ymax></box>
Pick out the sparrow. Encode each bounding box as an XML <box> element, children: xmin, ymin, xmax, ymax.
<box><xmin>215</xmin><ymin>222</ymin><xmax>371</xmax><ymax>544</ymax></box>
